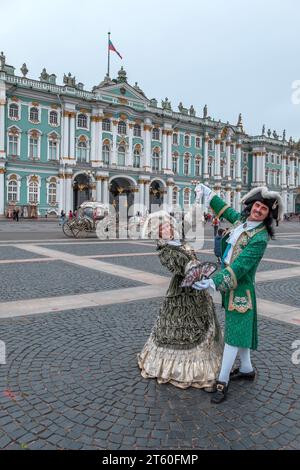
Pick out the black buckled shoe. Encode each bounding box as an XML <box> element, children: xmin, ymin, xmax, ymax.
<box><xmin>210</xmin><ymin>381</ymin><xmax>228</xmax><ymax>404</ymax></box>
<box><xmin>230</xmin><ymin>368</ymin><xmax>256</xmax><ymax>381</ymax></box>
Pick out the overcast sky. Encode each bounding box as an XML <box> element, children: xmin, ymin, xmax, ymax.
<box><xmin>1</xmin><ymin>0</ymin><xmax>300</xmax><ymax>139</ymax></box>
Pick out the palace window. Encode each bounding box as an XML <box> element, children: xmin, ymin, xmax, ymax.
<box><xmin>173</xmin><ymin>133</ymin><xmax>178</xmax><ymax>145</ymax></box>
<box><xmin>277</xmin><ymin>155</ymin><xmax>281</xmax><ymax>165</ymax></box>
<box><xmin>220</xmin><ymin>142</ymin><xmax>225</xmax><ymax>152</ymax></box>
<box><xmin>8</xmin><ymin>134</ymin><xmax>18</xmax><ymax>156</ymax></box>
<box><xmin>133</xmin><ymin>149</ymin><xmax>140</xmax><ymax>168</ymax></box>
<box><xmin>220</xmin><ymin>161</ymin><xmax>225</xmax><ymax>178</ymax></box>
<box><xmin>242</xmin><ymin>170</ymin><xmax>248</xmax><ymax>185</ymax></box>
<box><xmin>184</xmin><ymin>154</ymin><xmax>190</xmax><ymax>175</ymax></box>
<box><xmin>29</xmin><ymin>107</ymin><xmax>39</xmax><ymax>122</ymax></box>
<box><xmin>48</xmin><ymin>182</ymin><xmax>57</xmax><ymax>204</ymax></box>
<box><xmin>77</xmin><ymin>113</ymin><xmax>88</xmax><ymax>128</ymax></box>
<box><xmin>208</xmin><ymin>140</ymin><xmax>213</xmax><ymax>151</ymax></box>
<box><xmin>77</xmin><ymin>140</ymin><xmax>88</xmax><ymax>162</ymax></box>
<box><xmin>230</xmin><ymin>161</ymin><xmax>235</xmax><ymax>179</ymax></box>
<box><xmin>152</xmin><ymin>150</ymin><xmax>160</xmax><ymax>171</ymax></box>
<box><xmin>184</xmin><ymin>135</ymin><xmax>190</xmax><ymax>147</ymax></box>
<box><xmin>49</xmin><ymin>140</ymin><xmax>58</xmax><ymax>160</ymax></box>
<box><xmin>195</xmin><ymin>158</ymin><xmax>201</xmax><ymax>177</ymax></box>
<box><xmin>243</xmin><ymin>152</ymin><xmax>248</xmax><ymax>163</ymax></box>
<box><xmin>49</xmin><ymin>110</ymin><xmax>58</xmax><ymax>125</ymax></box>
<box><xmin>28</xmin><ymin>181</ymin><xmax>39</xmax><ymax>203</ymax></box>
<box><xmin>102</xmin><ymin>144</ymin><xmax>110</xmax><ymax>164</ymax></box>
<box><xmin>102</xmin><ymin>119</ymin><xmax>111</xmax><ymax>131</ymax></box>
<box><xmin>133</xmin><ymin>124</ymin><xmax>141</xmax><ymax>137</ymax></box>
<box><xmin>172</xmin><ymin>188</ymin><xmax>178</xmax><ymax>206</ymax></box>
<box><xmin>118</xmin><ymin>145</ymin><xmax>126</xmax><ymax>166</ymax></box>
<box><xmin>195</xmin><ymin>137</ymin><xmax>201</xmax><ymax>148</ymax></box>
<box><xmin>183</xmin><ymin>188</ymin><xmax>190</xmax><ymax>207</ymax></box>
<box><xmin>7</xmin><ymin>180</ymin><xmax>18</xmax><ymax>202</ymax></box>
<box><xmin>208</xmin><ymin>160</ymin><xmax>213</xmax><ymax>177</ymax></box>
<box><xmin>29</xmin><ymin>136</ymin><xmax>39</xmax><ymax>159</ymax></box>
<box><xmin>172</xmin><ymin>154</ymin><xmax>178</xmax><ymax>174</ymax></box>
<box><xmin>276</xmin><ymin>171</ymin><xmax>281</xmax><ymax>186</ymax></box>
<box><xmin>9</xmin><ymin>103</ymin><xmax>19</xmax><ymax>120</ymax></box>
<box><xmin>230</xmin><ymin>144</ymin><xmax>235</xmax><ymax>154</ymax></box>
<box><xmin>118</xmin><ymin>121</ymin><xmax>127</xmax><ymax>135</ymax></box>
<box><xmin>152</xmin><ymin>128</ymin><xmax>160</xmax><ymax>140</ymax></box>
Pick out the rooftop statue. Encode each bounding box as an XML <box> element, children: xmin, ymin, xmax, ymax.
<box><xmin>162</xmin><ymin>97</ymin><xmax>172</xmax><ymax>110</ymax></box>
<box><xmin>203</xmin><ymin>104</ymin><xmax>208</xmax><ymax>118</ymax></box>
<box><xmin>20</xmin><ymin>63</ymin><xmax>28</xmax><ymax>77</ymax></box>
<box><xmin>189</xmin><ymin>105</ymin><xmax>196</xmax><ymax>116</ymax></box>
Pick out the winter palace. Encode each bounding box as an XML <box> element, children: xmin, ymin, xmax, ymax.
<box><xmin>0</xmin><ymin>51</ymin><xmax>299</xmax><ymax>218</ymax></box>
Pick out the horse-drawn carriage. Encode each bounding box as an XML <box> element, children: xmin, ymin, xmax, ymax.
<box><xmin>62</xmin><ymin>201</ymin><xmax>111</xmax><ymax>238</ymax></box>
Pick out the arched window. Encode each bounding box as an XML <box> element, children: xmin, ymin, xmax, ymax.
<box><xmin>77</xmin><ymin>113</ymin><xmax>87</xmax><ymax>128</ymax></box>
<box><xmin>172</xmin><ymin>153</ymin><xmax>178</xmax><ymax>174</ymax></box>
<box><xmin>208</xmin><ymin>159</ymin><xmax>213</xmax><ymax>177</ymax></box>
<box><xmin>102</xmin><ymin>144</ymin><xmax>110</xmax><ymax>164</ymax></box>
<box><xmin>102</xmin><ymin>118</ymin><xmax>111</xmax><ymax>131</ymax></box>
<box><xmin>195</xmin><ymin>137</ymin><xmax>201</xmax><ymax>148</ymax></box>
<box><xmin>29</xmin><ymin>134</ymin><xmax>39</xmax><ymax>159</ymax></box>
<box><xmin>173</xmin><ymin>133</ymin><xmax>178</xmax><ymax>145</ymax></box>
<box><xmin>208</xmin><ymin>140</ymin><xmax>213</xmax><ymax>151</ymax></box>
<box><xmin>118</xmin><ymin>145</ymin><xmax>126</xmax><ymax>166</ymax></box>
<box><xmin>195</xmin><ymin>158</ymin><xmax>201</xmax><ymax>177</ymax></box>
<box><xmin>48</xmin><ymin>182</ymin><xmax>57</xmax><ymax>204</ymax></box>
<box><xmin>184</xmin><ymin>134</ymin><xmax>190</xmax><ymax>147</ymax></box>
<box><xmin>49</xmin><ymin>110</ymin><xmax>58</xmax><ymax>125</ymax></box>
<box><xmin>8</xmin><ymin>130</ymin><xmax>19</xmax><ymax>156</ymax></box>
<box><xmin>7</xmin><ymin>180</ymin><xmax>18</xmax><ymax>202</ymax></box>
<box><xmin>152</xmin><ymin>128</ymin><xmax>160</xmax><ymax>140</ymax></box>
<box><xmin>152</xmin><ymin>149</ymin><xmax>160</xmax><ymax>171</ymax></box>
<box><xmin>49</xmin><ymin>139</ymin><xmax>58</xmax><ymax>160</ymax></box>
<box><xmin>172</xmin><ymin>187</ymin><xmax>178</xmax><ymax>206</ymax></box>
<box><xmin>242</xmin><ymin>169</ymin><xmax>248</xmax><ymax>185</ymax></box>
<box><xmin>133</xmin><ymin>124</ymin><xmax>141</xmax><ymax>137</ymax></box>
<box><xmin>9</xmin><ymin>104</ymin><xmax>19</xmax><ymax>119</ymax></box>
<box><xmin>118</xmin><ymin>121</ymin><xmax>127</xmax><ymax>135</ymax></box>
<box><xmin>29</xmin><ymin>107</ymin><xmax>39</xmax><ymax>122</ymax></box>
<box><xmin>28</xmin><ymin>181</ymin><xmax>39</xmax><ymax>203</ymax></box>
<box><xmin>184</xmin><ymin>153</ymin><xmax>190</xmax><ymax>175</ymax></box>
<box><xmin>77</xmin><ymin>139</ymin><xmax>87</xmax><ymax>162</ymax></box>
<box><xmin>183</xmin><ymin>188</ymin><xmax>190</xmax><ymax>207</ymax></box>
<box><xmin>133</xmin><ymin>148</ymin><xmax>140</xmax><ymax>168</ymax></box>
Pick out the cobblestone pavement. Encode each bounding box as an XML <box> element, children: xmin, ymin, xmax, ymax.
<box><xmin>0</xmin><ymin>221</ymin><xmax>299</xmax><ymax>450</ymax></box>
<box><xmin>0</xmin><ymin>300</ymin><xmax>299</xmax><ymax>450</ymax></box>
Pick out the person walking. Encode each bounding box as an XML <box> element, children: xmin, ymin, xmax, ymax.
<box><xmin>212</xmin><ymin>216</ymin><xmax>220</xmax><ymax>237</ymax></box>
<box><xmin>214</xmin><ymin>228</ymin><xmax>224</xmax><ymax>264</ymax></box>
<box><xmin>193</xmin><ymin>184</ymin><xmax>283</xmax><ymax>404</ymax></box>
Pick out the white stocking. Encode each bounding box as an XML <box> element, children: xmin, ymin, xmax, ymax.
<box><xmin>218</xmin><ymin>343</ymin><xmax>239</xmax><ymax>385</ymax></box>
<box><xmin>239</xmin><ymin>348</ymin><xmax>253</xmax><ymax>373</ymax></box>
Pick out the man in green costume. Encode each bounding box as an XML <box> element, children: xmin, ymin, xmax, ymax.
<box><xmin>193</xmin><ymin>184</ymin><xmax>284</xmax><ymax>404</ymax></box>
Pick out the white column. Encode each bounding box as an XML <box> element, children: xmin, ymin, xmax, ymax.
<box><xmin>127</xmin><ymin>124</ymin><xmax>133</xmax><ymax>167</ymax></box>
<box><xmin>290</xmin><ymin>155</ymin><xmax>295</xmax><ymax>188</ymax></box>
<box><xmin>0</xmin><ymin>167</ymin><xmax>5</xmax><ymax>216</ymax></box>
<box><xmin>111</xmin><ymin>120</ymin><xmax>117</xmax><ymax>165</ymax></box>
<box><xmin>144</xmin><ymin>180</ymin><xmax>150</xmax><ymax>213</ymax></box>
<box><xmin>90</xmin><ymin>116</ymin><xmax>96</xmax><ymax>163</ymax></box>
<box><xmin>143</xmin><ymin>122</ymin><xmax>152</xmax><ymax>171</ymax></box>
<box><xmin>62</xmin><ymin>111</ymin><xmax>69</xmax><ymax>158</ymax></box>
<box><xmin>0</xmin><ymin>81</ymin><xmax>6</xmax><ymax>158</ymax></box>
<box><xmin>281</xmin><ymin>154</ymin><xmax>287</xmax><ymax>187</ymax></box>
<box><xmin>65</xmin><ymin>170</ymin><xmax>73</xmax><ymax>213</ymax></box>
<box><xmin>103</xmin><ymin>177</ymin><xmax>109</xmax><ymax>205</ymax></box>
<box><xmin>167</xmin><ymin>131</ymin><xmax>172</xmax><ymax>172</ymax></box>
<box><xmin>226</xmin><ymin>140</ymin><xmax>231</xmax><ymax>179</ymax></box>
<box><xmin>96</xmin><ymin>176</ymin><xmax>102</xmax><ymax>202</ymax></box>
<box><xmin>58</xmin><ymin>171</ymin><xmax>65</xmax><ymax>212</ymax></box>
<box><xmin>225</xmin><ymin>187</ymin><xmax>231</xmax><ymax>205</ymax></box>
<box><xmin>214</xmin><ymin>138</ymin><xmax>221</xmax><ymax>178</ymax></box>
<box><xmin>139</xmin><ymin>178</ymin><xmax>145</xmax><ymax>209</ymax></box>
<box><xmin>69</xmin><ymin>112</ymin><xmax>75</xmax><ymax>160</ymax></box>
<box><xmin>203</xmin><ymin>134</ymin><xmax>209</xmax><ymax>180</ymax></box>
<box><xmin>98</xmin><ymin>118</ymin><xmax>103</xmax><ymax>164</ymax></box>
<box><xmin>133</xmin><ymin>188</ymin><xmax>140</xmax><ymax>214</ymax></box>
<box><xmin>162</xmin><ymin>129</ymin><xmax>167</xmax><ymax>170</ymax></box>
<box><xmin>236</xmin><ymin>142</ymin><xmax>242</xmax><ymax>182</ymax></box>
<box><xmin>167</xmin><ymin>182</ymin><xmax>173</xmax><ymax>207</ymax></box>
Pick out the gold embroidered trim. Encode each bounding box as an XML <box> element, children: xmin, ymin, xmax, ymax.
<box><xmin>215</xmin><ymin>204</ymin><xmax>230</xmax><ymax>219</ymax></box>
<box><xmin>228</xmin><ymin>289</ymin><xmax>253</xmax><ymax>313</ymax></box>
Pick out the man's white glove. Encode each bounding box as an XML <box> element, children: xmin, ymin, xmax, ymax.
<box><xmin>194</xmin><ymin>183</ymin><xmax>213</xmax><ymax>203</ymax></box>
<box><xmin>192</xmin><ymin>279</ymin><xmax>216</xmax><ymax>292</ymax></box>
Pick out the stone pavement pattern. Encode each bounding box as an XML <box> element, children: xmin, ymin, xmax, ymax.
<box><xmin>0</xmin><ymin>221</ymin><xmax>299</xmax><ymax>450</ymax></box>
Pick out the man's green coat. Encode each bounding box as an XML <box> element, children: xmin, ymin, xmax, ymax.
<box><xmin>210</xmin><ymin>194</ymin><xmax>270</xmax><ymax>350</ymax></box>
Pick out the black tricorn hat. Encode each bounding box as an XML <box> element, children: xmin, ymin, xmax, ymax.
<box><xmin>241</xmin><ymin>187</ymin><xmax>284</xmax><ymax>221</ymax></box>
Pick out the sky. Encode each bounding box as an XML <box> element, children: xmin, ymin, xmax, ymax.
<box><xmin>1</xmin><ymin>0</ymin><xmax>300</xmax><ymax>139</ymax></box>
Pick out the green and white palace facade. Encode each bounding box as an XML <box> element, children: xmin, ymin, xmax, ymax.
<box><xmin>0</xmin><ymin>51</ymin><xmax>299</xmax><ymax>218</ymax></box>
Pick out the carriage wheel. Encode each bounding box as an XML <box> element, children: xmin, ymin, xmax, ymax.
<box><xmin>62</xmin><ymin>221</ymin><xmax>76</xmax><ymax>238</ymax></box>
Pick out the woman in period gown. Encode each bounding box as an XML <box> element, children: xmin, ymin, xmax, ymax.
<box><xmin>138</xmin><ymin>216</ymin><xmax>223</xmax><ymax>390</ymax></box>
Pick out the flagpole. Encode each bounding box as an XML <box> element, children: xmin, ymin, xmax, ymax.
<box><xmin>107</xmin><ymin>31</ymin><xmax>111</xmax><ymax>77</ymax></box>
